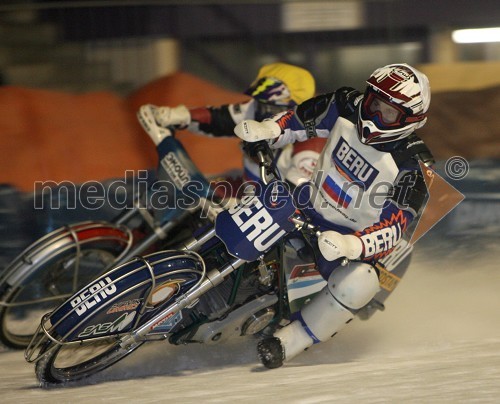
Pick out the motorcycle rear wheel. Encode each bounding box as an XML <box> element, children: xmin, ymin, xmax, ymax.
<box><xmin>0</xmin><ymin>244</ymin><xmax>127</xmax><ymax>349</ymax></box>
<box><xmin>35</xmin><ymin>337</ymin><xmax>143</xmax><ymax>387</ymax></box>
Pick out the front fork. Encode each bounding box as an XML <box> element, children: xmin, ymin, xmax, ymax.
<box><xmin>119</xmin><ymin>224</ymin><xmax>237</xmax><ymax>348</ymax></box>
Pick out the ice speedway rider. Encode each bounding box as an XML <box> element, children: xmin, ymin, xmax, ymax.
<box><xmin>147</xmin><ymin>62</ymin><xmax>326</xmax><ymax>190</ymax></box>
<box><xmin>234</xmin><ymin>63</ymin><xmax>435</xmax><ymax>368</ymax></box>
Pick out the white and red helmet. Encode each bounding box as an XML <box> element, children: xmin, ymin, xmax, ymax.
<box><xmin>358</xmin><ymin>63</ymin><xmax>431</xmax><ymax>145</ymax></box>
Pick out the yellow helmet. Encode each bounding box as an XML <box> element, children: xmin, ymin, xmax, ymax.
<box><xmin>245</xmin><ymin>62</ymin><xmax>316</xmax><ymax>106</ymax></box>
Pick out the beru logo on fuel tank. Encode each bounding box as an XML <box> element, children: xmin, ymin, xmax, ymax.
<box><xmin>228</xmin><ymin>194</ymin><xmax>286</xmax><ymax>252</ymax></box>
<box><xmin>333</xmin><ymin>138</ymin><xmax>379</xmax><ymax>187</ymax></box>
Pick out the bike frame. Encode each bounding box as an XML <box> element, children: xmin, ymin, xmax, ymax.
<box><xmin>25</xmin><ymin>178</ymin><xmax>307</xmax><ymax>363</ymax></box>
<box><xmin>24</xmin><ymin>226</ymin><xmax>242</xmax><ymax>362</ymax></box>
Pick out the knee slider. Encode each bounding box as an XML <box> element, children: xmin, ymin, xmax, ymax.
<box><xmin>327</xmin><ymin>263</ymin><xmax>380</xmax><ymax>310</ymax></box>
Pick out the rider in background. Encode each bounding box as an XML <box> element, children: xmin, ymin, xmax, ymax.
<box><xmin>234</xmin><ymin>63</ymin><xmax>434</xmax><ymax>368</ymax></box>
<box><xmin>146</xmin><ymin>62</ymin><xmax>326</xmax><ymax>193</ymax></box>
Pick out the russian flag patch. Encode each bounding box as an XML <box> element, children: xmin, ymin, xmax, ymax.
<box><xmin>322</xmin><ymin>175</ymin><xmax>352</xmax><ymax>208</ymax></box>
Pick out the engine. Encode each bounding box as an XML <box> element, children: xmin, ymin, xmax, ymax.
<box><xmin>170</xmin><ymin>259</ymin><xmax>279</xmax><ymax>344</ymax></box>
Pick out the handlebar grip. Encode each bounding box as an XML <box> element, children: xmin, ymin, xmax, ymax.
<box><xmin>242</xmin><ymin>140</ymin><xmax>272</xmax><ymax>159</ymax></box>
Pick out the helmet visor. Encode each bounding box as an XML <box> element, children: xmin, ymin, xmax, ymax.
<box><xmin>363</xmin><ymin>91</ymin><xmax>406</xmax><ymax>127</ymax></box>
<box><xmin>362</xmin><ymin>89</ymin><xmax>426</xmax><ymax>130</ymax></box>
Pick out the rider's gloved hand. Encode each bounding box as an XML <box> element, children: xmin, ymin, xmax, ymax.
<box><xmin>153</xmin><ymin>105</ymin><xmax>191</xmax><ymax>128</ymax></box>
<box><xmin>234</xmin><ymin>119</ymin><xmax>281</xmax><ymax>142</ymax></box>
<box><xmin>318</xmin><ymin>231</ymin><xmax>363</xmax><ymax>261</ymax></box>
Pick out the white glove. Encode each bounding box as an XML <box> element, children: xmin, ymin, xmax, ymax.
<box><xmin>153</xmin><ymin>105</ymin><xmax>191</xmax><ymax>128</ymax></box>
<box><xmin>138</xmin><ymin>105</ymin><xmax>173</xmax><ymax>146</ymax></box>
<box><xmin>234</xmin><ymin>119</ymin><xmax>281</xmax><ymax>142</ymax></box>
<box><xmin>318</xmin><ymin>231</ymin><xmax>363</xmax><ymax>261</ymax></box>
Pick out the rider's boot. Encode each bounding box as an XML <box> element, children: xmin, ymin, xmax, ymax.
<box><xmin>258</xmin><ymin>262</ymin><xmax>380</xmax><ymax>368</ymax></box>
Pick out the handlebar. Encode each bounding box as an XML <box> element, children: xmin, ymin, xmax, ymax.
<box><xmin>242</xmin><ymin>140</ymin><xmax>281</xmax><ymax>185</ymax></box>
<box><xmin>243</xmin><ymin>141</ymin><xmax>323</xmax><ymax>237</ymax></box>
<box><xmin>290</xmin><ymin>216</ymin><xmax>321</xmax><ymax>237</ymax></box>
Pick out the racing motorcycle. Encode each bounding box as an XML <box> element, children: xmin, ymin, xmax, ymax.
<box><xmin>0</xmin><ymin>106</ymin><xmax>222</xmax><ymax>350</ymax></box>
<box><xmin>25</xmin><ymin>125</ymin><xmax>411</xmax><ymax>387</ymax></box>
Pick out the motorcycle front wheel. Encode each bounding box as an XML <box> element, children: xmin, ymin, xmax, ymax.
<box><xmin>35</xmin><ymin>337</ymin><xmax>143</xmax><ymax>387</ymax></box>
<box><xmin>0</xmin><ymin>223</ymin><xmax>132</xmax><ymax>349</ymax></box>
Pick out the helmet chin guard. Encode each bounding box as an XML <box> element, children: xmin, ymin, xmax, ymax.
<box><xmin>357</xmin><ymin>63</ymin><xmax>430</xmax><ymax>145</ymax></box>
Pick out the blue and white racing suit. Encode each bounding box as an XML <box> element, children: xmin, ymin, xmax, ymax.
<box><xmin>268</xmin><ymin>88</ymin><xmax>433</xmax><ymax>277</ymax></box>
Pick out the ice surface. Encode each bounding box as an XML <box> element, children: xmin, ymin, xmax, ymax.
<box><xmin>1</xmin><ymin>223</ymin><xmax>499</xmax><ymax>403</ymax></box>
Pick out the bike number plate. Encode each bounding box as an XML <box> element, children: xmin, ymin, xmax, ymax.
<box><xmin>215</xmin><ymin>181</ymin><xmax>296</xmax><ymax>261</ymax></box>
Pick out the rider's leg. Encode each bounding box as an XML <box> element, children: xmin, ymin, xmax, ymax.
<box><xmin>258</xmin><ymin>262</ymin><xmax>380</xmax><ymax>368</ymax></box>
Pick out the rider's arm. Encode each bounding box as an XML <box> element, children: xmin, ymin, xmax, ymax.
<box><xmin>354</xmin><ymin>166</ymin><xmax>428</xmax><ymax>261</ymax></box>
<box><xmin>354</xmin><ymin>203</ymin><xmax>414</xmax><ymax>261</ymax></box>
<box><xmin>269</xmin><ymin>92</ymin><xmax>336</xmax><ymax>148</ymax></box>
<box><xmin>189</xmin><ymin>100</ymin><xmax>256</xmax><ymax>137</ymax></box>
<box><xmin>235</xmin><ymin>90</ymin><xmax>361</xmax><ymax>149</ymax></box>
<box><xmin>272</xmin><ymin>88</ymin><xmax>363</xmax><ymax>149</ymax></box>
<box><xmin>152</xmin><ymin>100</ymin><xmax>255</xmax><ymax>137</ymax></box>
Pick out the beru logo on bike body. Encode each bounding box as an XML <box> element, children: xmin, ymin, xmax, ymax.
<box><xmin>70</xmin><ymin>276</ymin><xmax>117</xmax><ymax>316</ymax></box>
<box><xmin>215</xmin><ymin>180</ymin><xmax>296</xmax><ymax>262</ymax></box>
<box><xmin>228</xmin><ymin>194</ymin><xmax>286</xmax><ymax>252</ymax></box>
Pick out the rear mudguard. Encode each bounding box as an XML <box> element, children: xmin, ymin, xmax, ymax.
<box><xmin>40</xmin><ymin>250</ymin><xmax>204</xmax><ymax>343</ymax></box>
<box><xmin>0</xmin><ymin>221</ymin><xmax>133</xmax><ymax>288</ymax></box>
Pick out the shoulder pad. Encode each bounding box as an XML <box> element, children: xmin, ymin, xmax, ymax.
<box><xmin>295</xmin><ymin>93</ymin><xmax>334</xmax><ymax>138</ymax></box>
<box><xmin>296</xmin><ymin>93</ymin><xmax>333</xmax><ymax>123</ymax></box>
<box><xmin>334</xmin><ymin>87</ymin><xmax>363</xmax><ymax>119</ymax></box>
<box><xmin>391</xmin><ymin>134</ymin><xmax>435</xmax><ymax>168</ymax></box>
